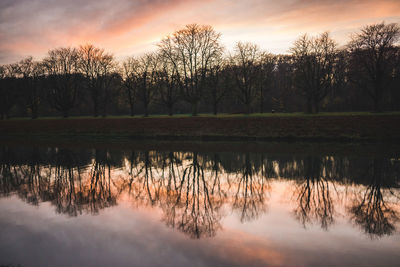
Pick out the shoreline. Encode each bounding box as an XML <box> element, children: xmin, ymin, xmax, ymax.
<box><xmin>1</xmin><ymin>137</ymin><xmax>400</xmax><ymax>158</ymax></box>
<box><xmin>1</xmin><ymin>114</ymin><xmax>400</xmax><ymax>143</ymax></box>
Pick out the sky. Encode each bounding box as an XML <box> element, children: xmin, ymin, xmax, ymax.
<box><xmin>0</xmin><ymin>0</ymin><xmax>399</xmax><ymax>64</ymax></box>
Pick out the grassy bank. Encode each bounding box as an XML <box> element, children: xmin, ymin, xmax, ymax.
<box><xmin>1</xmin><ymin>112</ymin><xmax>400</xmax><ymax>142</ymax></box>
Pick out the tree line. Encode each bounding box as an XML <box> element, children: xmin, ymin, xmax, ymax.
<box><xmin>0</xmin><ymin>22</ymin><xmax>399</xmax><ymax>119</ymax></box>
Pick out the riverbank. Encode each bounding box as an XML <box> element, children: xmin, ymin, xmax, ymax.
<box><xmin>1</xmin><ymin>113</ymin><xmax>400</xmax><ymax>142</ymax></box>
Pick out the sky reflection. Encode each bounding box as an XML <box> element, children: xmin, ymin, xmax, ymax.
<box><xmin>0</xmin><ymin>147</ymin><xmax>400</xmax><ymax>266</ymax></box>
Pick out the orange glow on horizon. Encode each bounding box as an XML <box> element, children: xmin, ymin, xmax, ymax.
<box><xmin>0</xmin><ymin>0</ymin><xmax>399</xmax><ymax>64</ymax></box>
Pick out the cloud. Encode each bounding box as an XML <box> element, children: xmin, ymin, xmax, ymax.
<box><xmin>0</xmin><ymin>0</ymin><xmax>196</xmax><ymax>62</ymax></box>
<box><xmin>0</xmin><ymin>0</ymin><xmax>399</xmax><ymax>63</ymax></box>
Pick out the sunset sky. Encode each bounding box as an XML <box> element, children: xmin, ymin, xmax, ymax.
<box><xmin>1</xmin><ymin>0</ymin><xmax>399</xmax><ymax>64</ymax></box>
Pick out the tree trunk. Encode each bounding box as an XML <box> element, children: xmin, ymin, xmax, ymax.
<box><xmin>31</xmin><ymin>104</ymin><xmax>38</xmax><ymax>119</ymax></box>
<box><xmin>102</xmin><ymin>99</ymin><xmax>108</xmax><ymax>117</ymax></box>
<box><xmin>373</xmin><ymin>93</ymin><xmax>381</xmax><ymax>113</ymax></box>
<box><xmin>93</xmin><ymin>100</ymin><xmax>99</xmax><ymax>117</ymax></box>
<box><xmin>246</xmin><ymin>102</ymin><xmax>251</xmax><ymax>114</ymax></box>
<box><xmin>128</xmin><ymin>90</ymin><xmax>135</xmax><ymax>116</ymax></box>
<box><xmin>311</xmin><ymin>104</ymin><xmax>318</xmax><ymax>114</ymax></box>
<box><xmin>191</xmin><ymin>101</ymin><xmax>198</xmax><ymax>116</ymax></box>
<box><xmin>144</xmin><ymin>102</ymin><xmax>149</xmax><ymax>117</ymax></box>
<box><xmin>168</xmin><ymin>105</ymin><xmax>173</xmax><ymax>116</ymax></box>
<box><xmin>213</xmin><ymin>101</ymin><xmax>218</xmax><ymax>115</ymax></box>
<box><xmin>130</xmin><ymin>103</ymin><xmax>135</xmax><ymax>117</ymax></box>
<box><xmin>312</xmin><ymin>96</ymin><xmax>319</xmax><ymax>114</ymax></box>
<box><xmin>92</xmin><ymin>89</ymin><xmax>99</xmax><ymax>117</ymax></box>
<box><xmin>306</xmin><ymin>97</ymin><xmax>313</xmax><ymax>113</ymax></box>
<box><xmin>63</xmin><ymin>110</ymin><xmax>69</xmax><ymax>118</ymax></box>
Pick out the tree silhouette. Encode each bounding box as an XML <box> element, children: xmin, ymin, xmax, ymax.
<box><xmin>17</xmin><ymin>57</ymin><xmax>45</xmax><ymax>119</ymax></box>
<box><xmin>258</xmin><ymin>54</ymin><xmax>275</xmax><ymax>113</ymax></box>
<box><xmin>271</xmin><ymin>55</ymin><xmax>296</xmax><ymax>112</ymax></box>
<box><xmin>0</xmin><ymin>22</ymin><xmax>399</xmax><ymax>117</ymax></box>
<box><xmin>43</xmin><ymin>47</ymin><xmax>82</xmax><ymax>117</ymax></box>
<box><xmin>0</xmin><ymin>64</ymin><xmax>19</xmax><ymax>119</ymax></box>
<box><xmin>205</xmin><ymin>59</ymin><xmax>229</xmax><ymax>115</ymax></box>
<box><xmin>348</xmin><ymin>23</ymin><xmax>400</xmax><ymax>112</ymax></box>
<box><xmin>156</xmin><ymin>54</ymin><xmax>181</xmax><ymax>116</ymax></box>
<box><xmin>135</xmin><ymin>54</ymin><xmax>159</xmax><ymax>117</ymax></box>
<box><xmin>291</xmin><ymin>32</ymin><xmax>338</xmax><ymax>113</ymax></box>
<box><xmin>78</xmin><ymin>44</ymin><xmax>117</xmax><ymax>117</ymax></box>
<box><xmin>159</xmin><ymin>24</ymin><xmax>223</xmax><ymax>116</ymax></box>
<box><xmin>121</xmin><ymin>57</ymin><xmax>140</xmax><ymax>116</ymax></box>
<box><xmin>230</xmin><ymin>42</ymin><xmax>265</xmax><ymax>114</ymax></box>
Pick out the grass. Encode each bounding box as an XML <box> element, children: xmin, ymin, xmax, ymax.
<box><xmin>5</xmin><ymin>111</ymin><xmax>400</xmax><ymax>121</ymax></box>
<box><xmin>1</xmin><ymin>111</ymin><xmax>400</xmax><ymax>142</ymax></box>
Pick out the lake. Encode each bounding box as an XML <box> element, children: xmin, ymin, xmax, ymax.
<box><xmin>0</xmin><ymin>142</ymin><xmax>399</xmax><ymax>267</ymax></box>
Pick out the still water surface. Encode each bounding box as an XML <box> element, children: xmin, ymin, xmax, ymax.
<box><xmin>0</xmin><ymin>144</ymin><xmax>399</xmax><ymax>266</ymax></box>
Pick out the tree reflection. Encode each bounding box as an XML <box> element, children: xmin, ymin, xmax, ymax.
<box><xmin>0</xmin><ymin>148</ymin><xmax>118</xmax><ymax>216</ymax></box>
<box><xmin>161</xmin><ymin>152</ymin><xmax>223</xmax><ymax>238</ymax></box>
<box><xmin>0</xmin><ymin>160</ymin><xmax>16</xmax><ymax>197</ymax></box>
<box><xmin>349</xmin><ymin>158</ymin><xmax>399</xmax><ymax>238</ymax></box>
<box><xmin>83</xmin><ymin>149</ymin><xmax>117</xmax><ymax>214</ymax></box>
<box><xmin>231</xmin><ymin>153</ymin><xmax>269</xmax><ymax>222</ymax></box>
<box><xmin>45</xmin><ymin>149</ymin><xmax>118</xmax><ymax>216</ymax></box>
<box><xmin>124</xmin><ymin>151</ymin><xmax>161</xmax><ymax>207</ymax></box>
<box><xmin>1</xmin><ymin>147</ymin><xmax>399</xmax><ymax>240</ymax></box>
<box><xmin>14</xmin><ymin>148</ymin><xmax>44</xmax><ymax>206</ymax></box>
<box><xmin>292</xmin><ymin>156</ymin><xmax>335</xmax><ymax>230</ymax></box>
<box><xmin>122</xmin><ymin>151</ymin><xmax>224</xmax><ymax>238</ymax></box>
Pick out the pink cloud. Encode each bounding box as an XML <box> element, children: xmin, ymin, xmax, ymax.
<box><xmin>0</xmin><ymin>0</ymin><xmax>399</xmax><ymax>63</ymax></box>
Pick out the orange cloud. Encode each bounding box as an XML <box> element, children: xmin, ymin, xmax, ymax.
<box><xmin>0</xmin><ymin>0</ymin><xmax>399</xmax><ymax>63</ymax></box>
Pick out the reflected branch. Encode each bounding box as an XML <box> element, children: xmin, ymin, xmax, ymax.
<box><xmin>349</xmin><ymin>158</ymin><xmax>399</xmax><ymax>238</ymax></box>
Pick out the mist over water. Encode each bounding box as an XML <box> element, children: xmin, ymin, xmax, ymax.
<box><xmin>0</xmin><ymin>144</ymin><xmax>399</xmax><ymax>267</ymax></box>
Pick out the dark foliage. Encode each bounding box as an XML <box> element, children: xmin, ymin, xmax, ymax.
<box><xmin>1</xmin><ymin>23</ymin><xmax>399</xmax><ymax>119</ymax></box>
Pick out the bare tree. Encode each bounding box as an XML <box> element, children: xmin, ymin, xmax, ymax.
<box><xmin>205</xmin><ymin>56</ymin><xmax>229</xmax><ymax>115</ymax></box>
<box><xmin>43</xmin><ymin>47</ymin><xmax>82</xmax><ymax>118</ymax></box>
<box><xmin>230</xmin><ymin>42</ymin><xmax>264</xmax><ymax>114</ymax></box>
<box><xmin>78</xmin><ymin>44</ymin><xmax>117</xmax><ymax>117</ymax></box>
<box><xmin>258</xmin><ymin>53</ymin><xmax>276</xmax><ymax>113</ymax></box>
<box><xmin>272</xmin><ymin>55</ymin><xmax>296</xmax><ymax>112</ymax></box>
<box><xmin>291</xmin><ymin>32</ymin><xmax>337</xmax><ymax>113</ymax></box>
<box><xmin>136</xmin><ymin>53</ymin><xmax>158</xmax><ymax>117</ymax></box>
<box><xmin>0</xmin><ymin>64</ymin><xmax>19</xmax><ymax>119</ymax></box>
<box><xmin>391</xmin><ymin>48</ymin><xmax>400</xmax><ymax>110</ymax></box>
<box><xmin>156</xmin><ymin>53</ymin><xmax>180</xmax><ymax>116</ymax></box>
<box><xmin>159</xmin><ymin>24</ymin><xmax>223</xmax><ymax>116</ymax></box>
<box><xmin>17</xmin><ymin>57</ymin><xmax>45</xmax><ymax>119</ymax></box>
<box><xmin>3</xmin><ymin>23</ymin><xmax>400</xmax><ymax>118</ymax></box>
<box><xmin>122</xmin><ymin>57</ymin><xmax>140</xmax><ymax>116</ymax></box>
<box><xmin>348</xmin><ymin>22</ymin><xmax>400</xmax><ymax>112</ymax></box>
<box><xmin>99</xmin><ymin>59</ymin><xmax>120</xmax><ymax>117</ymax></box>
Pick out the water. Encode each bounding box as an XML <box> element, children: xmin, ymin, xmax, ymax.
<box><xmin>0</xmin><ymin>143</ymin><xmax>399</xmax><ymax>267</ymax></box>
